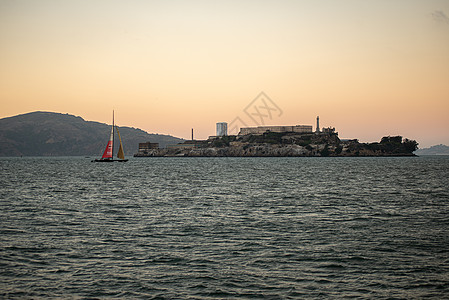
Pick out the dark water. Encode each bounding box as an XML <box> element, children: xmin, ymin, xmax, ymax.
<box><xmin>1</xmin><ymin>156</ymin><xmax>449</xmax><ymax>299</ymax></box>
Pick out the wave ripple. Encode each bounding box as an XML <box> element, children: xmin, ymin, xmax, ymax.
<box><xmin>1</xmin><ymin>156</ymin><xmax>449</xmax><ymax>298</ymax></box>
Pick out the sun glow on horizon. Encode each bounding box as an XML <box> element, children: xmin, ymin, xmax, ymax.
<box><xmin>1</xmin><ymin>0</ymin><xmax>448</xmax><ymax>147</ymax></box>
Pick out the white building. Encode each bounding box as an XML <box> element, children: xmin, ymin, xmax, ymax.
<box><xmin>239</xmin><ymin>125</ymin><xmax>313</xmax><ymax>135</ymax></box>
<box><xmin>216</xmin><ymin>122</ymin><xmax>228</xmax><ymax>136</ymax></box>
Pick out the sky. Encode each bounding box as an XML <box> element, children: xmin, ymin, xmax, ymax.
<box><xmin>1</xmin><ymin>0</ymin><xmax>448</xmax><ymax>148</ymax></box>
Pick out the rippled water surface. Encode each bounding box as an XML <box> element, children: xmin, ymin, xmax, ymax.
<box><xmin>1</xmin><ymin>156</ymin><xmax>449</xmax><ymax>298</ymax></box>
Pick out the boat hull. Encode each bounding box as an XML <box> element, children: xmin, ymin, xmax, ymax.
<box><xmin>92</xmin><ymin>159</ymin><xmax>128</xmax><ymax>162</ymax></box>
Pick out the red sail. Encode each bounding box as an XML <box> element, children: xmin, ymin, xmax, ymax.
<box><xmin>101</xmin><ymin>126</ymin><xmax>114</xmax><ymax>159</ymax></box>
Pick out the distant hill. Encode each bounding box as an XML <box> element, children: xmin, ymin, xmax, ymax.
<box><xmin>414</xmin><ymin>144</ymin><xmax>449</xmax><ymax>156</ymax></box>
<box><xmin>0</xmin><ymin>112</ymin><xmax>184</xmax><ymax>156</ymax></box>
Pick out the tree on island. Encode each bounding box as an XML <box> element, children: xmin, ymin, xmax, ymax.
<box><xmin>402</xmin><ymin>138</ymin><xmax>419</xmax><ymax>153</ymax></box>
<box><xmin>380</xmin><ymin>136</ymin><xmax>418</xmax><ymax>154</ymax></box>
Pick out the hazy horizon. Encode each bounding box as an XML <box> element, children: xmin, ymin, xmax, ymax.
<box><xmin>1</xmin><ymin>0</ymin><xmax>448</xmax><ymax>148</ymax></box>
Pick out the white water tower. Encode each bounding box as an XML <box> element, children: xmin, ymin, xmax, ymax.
<box><xmin>216</xmin><ymin>122</ymin><xmax>228</xmax><ymax>136</ymax></box>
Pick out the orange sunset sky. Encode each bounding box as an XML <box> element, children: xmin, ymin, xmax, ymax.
<box><xmin>1</xmin><ymin>0</ymin><xmax>448</xmax><ymax>148</ymax></box>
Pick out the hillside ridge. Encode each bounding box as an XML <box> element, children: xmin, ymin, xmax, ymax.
<box><xmin>0</xmin><ymin>111</ymin><xmax>184</xmax><ymax>156</ymax></box>
<box><xmin>414</xmin><ymin>144</ymin><xmax>449</xmax><ymax>155</ymax></box>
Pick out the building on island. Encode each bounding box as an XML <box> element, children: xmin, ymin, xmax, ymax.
<box><xmin>138</xmin><ymin>142</ymin><xmax>159</xmax><ymax>152</ymax></box>
<box><xmin>134</xmin><ymin>117</ymin><xmax>341</xmax><ymax>157</ymax></box>
<box><xmin>322</xmin><ymin>127</ymin><xmax>336</xmax><ymax>134</ymax></box>
<box><xmin>239</xmin><ymin>125</ymin><xmax>313</xmax><ymax>135</ymax></box>
<box><xmin>216</xmin><ymin>122</ymin><xmax>228</xmax><ymax>136</ymax></box>
<box><xmin>135</xmin><ymin>142</ymin><xmax>159</xmax><ymax>156</ymax></box>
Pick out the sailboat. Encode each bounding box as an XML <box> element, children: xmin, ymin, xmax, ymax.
<box><xmin>93</xmin><ymin>111</ymin><xmax>128</xmax><ymax>162</ymax></box>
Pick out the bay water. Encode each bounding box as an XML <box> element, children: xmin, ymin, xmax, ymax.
<box><xmin>1</xmin><ymin>156</ymin><xmax>448</xmax><ymax>298</ymax></box>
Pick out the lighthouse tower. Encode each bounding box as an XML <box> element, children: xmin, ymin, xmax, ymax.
<box><xmin>316</xmin><ymin>116</ymin><xmax>320</xmax><ymax>133</ymax></box>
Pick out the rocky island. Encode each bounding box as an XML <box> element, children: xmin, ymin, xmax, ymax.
<box><xmin>135</xmin><ymin>127</ymin><xmax>418</xmax><ymax>157</ymax></box>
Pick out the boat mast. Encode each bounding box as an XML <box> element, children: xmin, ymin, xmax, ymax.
<box><xmin>112</xmin><ymin>110</ymin><xmax>114</xmax><ymax>158</ymax></box>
